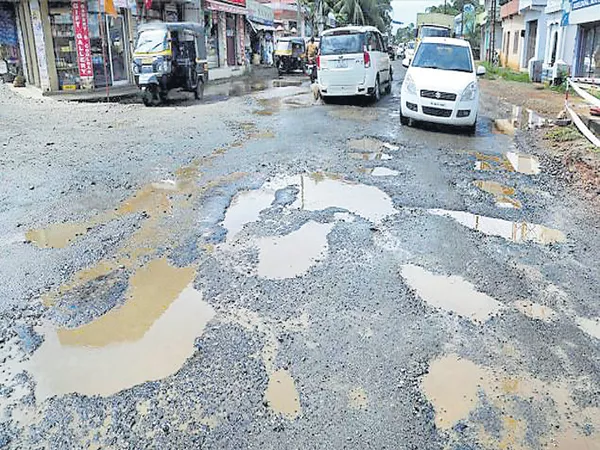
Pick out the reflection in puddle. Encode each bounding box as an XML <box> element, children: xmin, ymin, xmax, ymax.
<box><xmin>422</xmin><ymin>354</ymin><xmax>600</xmax><ymax>448</ymax></box>
<box><xmin>329</xmin><ymin>108</ymin><xmax>378</xmax><ymax>122</ymax></box>
<box><xmin>506</xmin><ymin>151</ymin><xmax>541</xmax><ymax>175</ymax></box>
<box><xmin>348</xmin><ymin>387</ymin><xmax>368</xmax><ymax>410</ymax></box>
<box><xmin>222</xmin><ymin>190</ymin><xmax>275</xmax><ymax>242</ymax></box>
<box><xmin>401</xmin><ymin>264</ymin><xmax>503</xmax><ymax>322</ymax></box>
<box><xmin>359</xmin><ymin>167</ymin><xmax>399</xmax><ymax>177</ymax></box>
<box><xmin>348</xmin><ymin>137</ymin><xmax>387</xmax><ymax>152</ymax></box>
<box><xmin>576</xmin><ymin>316</ymin><xmax>600</xmax><ymax>340</ymax></box>
<box><xmin>430</xmin><ymin>209</ymin><xmax>566</xmax><ymax>245</ymax></box>
<box><xmin>349</xmin><ymin>152</ymin><xmax>393</xmax><ymax>161</ymax></box>
<box><xmin>256</xmin><ymin>221</ymin><xmax>334</xmax><ymax>279</ymax></box>
<box><xmin>265</xmin><ymin>369</ymin><xmax>301</xmax><ymax>419</ymax></box>
<box><xmin>494</xmin><ymin>106</ymin><xmax>547</xmax><ymax>135</ymax></box>
<box><xmin>514</xmin><ymin>300</ymin><xmax>556</xmax><ymax>322</ymax></box>
<box><xmin>473</xmin><ymin>180</ymin><xmax>522</xmax><ymax>209</ymax></box>
<box><xmin>30</xmin><ymin>260</ymin><xmax>213</xmax><ymax>398</ymax></box>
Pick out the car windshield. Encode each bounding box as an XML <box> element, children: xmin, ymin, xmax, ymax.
<box><xmin>420</xmin><ymin>27</ymin><xmax>451</xmax><ymax>38</ymax></box>
<box><xmin>412</xmin><ymin>42</ymin><xmax>473</xmax><ymax>72</ymax></box>
<box><xmin>320</xmin><ymin>32</ymin><xmax>365</xmax><ymax>55</ymax></box>
<box><xmin>135</xmin><ymin>29</ymin><xmax>168</xmax><ymax>53</ymax></box>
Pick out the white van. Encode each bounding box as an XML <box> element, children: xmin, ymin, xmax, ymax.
<box><xmin>317</xmin><ymin>26</ymin><xmax>392</xmax><ymax>102</ymax></box>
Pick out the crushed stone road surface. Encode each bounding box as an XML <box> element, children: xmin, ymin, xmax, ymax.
<box><xmin>0</xmin><ymin>62</ymin><xmax>599</xmax><ymax>449</ymax></box>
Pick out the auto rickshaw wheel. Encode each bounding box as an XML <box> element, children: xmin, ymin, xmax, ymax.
<box><xmin>142</xmin><ymin>85</ymin><xmax>161</xmax><ymax>107</ymax></box>
<box><xmin>194</xmin><ymin>78</ymin><xmax>204</xmax><ymax>100</ymax></box>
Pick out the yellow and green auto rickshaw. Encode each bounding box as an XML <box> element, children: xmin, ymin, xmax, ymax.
<box><xmin>274</xmin><ymin>37</ymin><xmax>306</xmax><ymax>76</ymax></box>
<box><xmin>132</xmin><ymin>22</ymin><xmax>208</xmax><ymax>106</ymax></box>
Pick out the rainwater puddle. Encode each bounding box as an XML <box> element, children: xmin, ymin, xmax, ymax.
<box><xmin>348</xmin><ymin>387</ymin><xmax>368</xmax><ymax>410</ymax></box>
<box><xmin>219</xmin><ymin>173</ymin><xmax>395</xmax><ymax>279</ymax></box>
<box><xmin>422</xmin><ymin>354</ymin><xmax>600</xmax><ymax>447</ymax></box>
<box><xmin>265</xmin><ymin>369</ymin><xmax>301</xmax><ymax>419</ymax></box>
<box><xmin>256</xmin><ymin>221</ymin><xmax>334</xmax><ymax>279</ymax></box>
<box><xmin>223</xmin><ymin>173</ymin><xmax>395</xmax><ymax>242</ymax></box>
<box><xmin>349</xmin><ymin>152</ymin><xmax>392</xmax><ymax>161</ymax></box>
<box><xmin>359</xmin><ymin>167</ymin><xmax>399</xmax><ymax>177</ymax></box>
<box><xmin>348</xmin><ymin>137</ymin><xmax>388</xmax><ymax>152</ymax></box>
<box><xmin>494</xmin><ymin>106</ymin><xmax>547</xmax><ymax>135</ymax></box>
<box><xmin>576</xmin><ymin>316</ymin><xmax>600</xmax><ymax>340</ymax></box>
<box><xmin>429</xmin><ymin>209</ymin><xmax>566</xmax><ymax>245</ymax></box>
<box><xmin>30</xmin><ymin>259</ymin><xmax>214</xmax><ymax>399</ymax></box>
<box><xmin>401</xmin><ymin>264</ymin><xmax>503</xmax><ymax>322</ymax></box>
<box><xmin>473</xmin><ymin>180</ymin><xmax>522</xmax><ymax>209</ymax></box>
<box><xmin>506</xmin><ymin>151</ymin><xmax>541</xmax><ymax>175</ymax></box>
<box><xmin>514</xmin><ymin>300</ymin><xmax>557</xmax><ymax>322</ymax></box>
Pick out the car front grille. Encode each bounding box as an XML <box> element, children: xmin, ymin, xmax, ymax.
<box><xmin>420</xmin><ymin>90</ymin><xmax>457</xmax><ymax>101</ymax></box>
<box><xmin>422</xmin><ymin>106</ymin><xmax>453</xmax><ymax>118</ymax></box>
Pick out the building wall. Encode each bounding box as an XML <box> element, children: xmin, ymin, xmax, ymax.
<box><xmin>500</xmin><ymin>14</ymin><xmax>525</xmax><ymax>70</ymax></box>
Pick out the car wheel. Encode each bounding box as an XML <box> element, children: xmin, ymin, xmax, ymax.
<box><xmin>373</xmin><ymin>77</ymin><xmax>381</xmax><ymax>102</ymax></box>
<box><xmin>321</xmin><ymin>95</ymin><xmax>331</xmax><ymax>104</ymax></box>
<box><xmin>465</xmin><ymin>119</ymin><xmax>477</xmax><ymax>135</ymax></box>
<box><xmin>400</xmin><ymin>110</ymin><xmax>409</xmax><ymax>126</ymax></box>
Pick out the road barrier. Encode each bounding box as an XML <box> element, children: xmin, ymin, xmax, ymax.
<box><xmin>565</xmin><ymin>78</ymin><xmax>600</xmax><ymax>147</ymax></box>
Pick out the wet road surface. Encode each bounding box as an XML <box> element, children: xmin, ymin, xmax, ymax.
<box><xmin>0</xmin><ymin>62</ymin><xmax>599</xmax><ymax>449</ymax></box>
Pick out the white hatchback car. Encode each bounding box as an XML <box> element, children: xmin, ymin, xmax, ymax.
<box><xmin>317</xmin><ymin>26</ymin><xmax>392</xmax><ymax>102</ymax></box>
<box><xmin>400</xmin><ymin>37</ymin><xmax>485</xmax><ymax>133</ymax></box>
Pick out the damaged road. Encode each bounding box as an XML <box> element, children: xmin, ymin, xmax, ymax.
<box><xmin>0</xmin><ymin>63</ymin><xmax>599</xmax><ymax>449</ymax></box>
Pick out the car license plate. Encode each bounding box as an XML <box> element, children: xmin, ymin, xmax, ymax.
<box><xmin>335</xmin><ymin>60</ymin><xmax>348</xmax><ymax>69</ymax></box>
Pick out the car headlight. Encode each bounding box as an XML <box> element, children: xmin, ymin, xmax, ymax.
<box><xmin>162</xmin><ymin>60</ymin><xmax>169</xmax><ymax>72</ymax></box>
<box><xmin>404</xmin><ymin>73</ymin><xmax>417</xmax><ymax>95</ymax></box>
<box><xmin>461</xmin><ymin>82</ymin><xmax>477</xmax><ymax>101</ymax></box>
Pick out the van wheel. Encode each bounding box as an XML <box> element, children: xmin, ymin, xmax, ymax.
<box><xmin>373</xmin><ymin>77</ymin><xmax>381</xmax><ymax>102</ymax></box>
<box><xmin>143</xmin><ymin>85</ymin><xmax>161</xmax><ymax>106</ymax></box>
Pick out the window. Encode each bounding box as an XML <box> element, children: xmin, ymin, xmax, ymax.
<box><xmin>513</xmin><ymin>32</ymin><xmax>519</xmax><ymax>54</ymax></box>
<box><xmin>412</xmin><ymin>42</ymin><xmax>473</xmax><ymax>72</ymax></box>
<box><xmin>320</xmin><ymin>32</ymin><xmax>365</xmax><ymax>55</ymax></box>
<box><xmin>578</xmin><ymin>24</ymin><xmax>600</xmax><ymax>77</ymax></box>
<box><xmin>504</xmin><ymin>32</ymin><xmax>510</xmax><ymax>54</ymax></box>
<box><xmin>550</xmin><ymin>31</ymin><xmax>558</xmax><ymax>65</ymax></box>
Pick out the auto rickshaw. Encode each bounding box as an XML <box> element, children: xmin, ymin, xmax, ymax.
<box><xmin>274</xmin><ymin>37</ymin><xmax>306</xmax><ymax>76</ymax></box>
<box><xmin>132</xmin><ymin>22</ymin><xmax>208</xmax><ymax>106</ymax></box>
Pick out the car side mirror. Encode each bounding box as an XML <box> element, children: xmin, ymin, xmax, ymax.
<box><xmin>476</xmin><ymin>65</ymin><xmax>486</xmax><ymax>76</ymax></box>
<box><xmin>402</xmin><ymin>57</ymin><xmax>410</xmax><ymax>68</ymax></box>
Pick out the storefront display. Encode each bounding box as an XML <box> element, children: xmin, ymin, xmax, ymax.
<box><xmin>49</xmin><ymin>3</ymin><xmax>80</xmax><ymax>89</ymax></box>
<box><xmin>205</xmin><ymin>11</ymin><xmax>220</xmax><ymax>68</ymax></box>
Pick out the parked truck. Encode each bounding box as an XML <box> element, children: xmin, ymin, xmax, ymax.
<box><xmin>416</xmin><ymin>13</ymin><xmax>454</xmax><ymax>41</ymax></box>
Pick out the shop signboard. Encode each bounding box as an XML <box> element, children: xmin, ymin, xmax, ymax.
<box><xmin>572</xmin><ymin>0</ymin><xmax>600</xmax><ymax>10</ymax></box>
<box><xmin>72</xmin><ymin>0</ymin><xmax>93</xmax><ymax>82</ymax></box>
<box><xmin>222</xmin><ymin>0</ymin><xmax>246</xmax><ymax>8</ymax></box>
<box><xmin>247</xmin><ymin>0</ymin><xmax>274</xmax><ymax>25</ymax></box>
<box><xmin>29</xmin><ymin>0</ymin><xmax>50</xmax><ymax>91</ymax></box>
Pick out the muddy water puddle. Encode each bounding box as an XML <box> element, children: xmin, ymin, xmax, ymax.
<box><xmin>473</xmin><ymin>180</ymin><xmax>522</xmax><ymax>209</ymax></box>
<box><xmin>474</xmin><ymin>151</ymin><xmax>541</xmax><ymax>175</ymax></box>
<box><xmin>220</xmin><ymin>173</ymin><xmax>395</xmax><ymax>279</ymax></box>
<box><xmin>576</xmin><ymin>316</ymin><xmax>600</xmax><ymax>340</ymax></box>
<box><xmin>422</xmin><ymin>354</ymin><xmax>600</xmax><ymax>448</ymax></box>
<box><xmin>359</xmin><ymin>167</ymin><xmax>399</xmax><ymax>177</ymax></box>
<box><xmin>430</xmin><ymin>209</ymin><xmax>566</xmax><ymax>245</ymax></box>
<box><xmin>265</xmin><ymin>369</ymin><xmax>302</xmax><ymax>419</ymax></box>
<box><xmin>349</xmin><ymin>152</ymin><xmax>393</xmax><ymax>161</ymax></box>
<box><xmin>513</xmin><ymin>300</ymin><xmax>557</xmax><ymax>322</ymax></box>
<box><xmin>329</xmin><ymin>107</ymin><xmax>379</xmax><ymax>122</ymax></box>
<box><xmin>494</xmin><ymin>106</ymin><xmax>547</xmax><ymax>135</ymax></box>
<box><xmin>401</xmin><ymin>264</ymin><xmax>503</xmax><ymax>322</ymax></box>
<box><xmin>256</xmin><ymin>221</ymin><xmax>334</xmax><ymax>279</ymax></box>
<box><xmin>348</xmin><ymin>137</ymin><xmax>398</xmax><ymax>152</ymax></box>
<box><xmin>30</xmin><ymin>259</ymin><xmax>214</xmax><ymax>398</ymax></box>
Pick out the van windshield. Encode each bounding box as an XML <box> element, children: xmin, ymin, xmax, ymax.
<box><xmin>412</xmin><ymin>42</ymin><xmax>473</xmax><ymax>72</ymax></box>
<box><xmin>320</xmin><ymin>32</ymin><xmax>365</xmax><ymax>55</ymax></box>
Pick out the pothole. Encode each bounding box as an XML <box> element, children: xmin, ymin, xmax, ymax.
<box><xmin>429</xmin><ymin>209</ymin><xmax>565</xmax><ymax>245</ymax></box>
<box><xmin>349</xmin><ymin>152</ymin><xmax>393</xmax><ymax>161</ymax></box>
<box><xmin>401</xmin><ymin>264</ymin><xmax>503</xmax><ymax>322</ymax></box>
<box><xmin>359</xmin><ymin>167</ymin><xmax>399</xmax><ymax>177</ymax></box>
<box><xmin>473</xmin><ymin>180</ymin><xmax>522</xmax><ymax>209</ymax></box>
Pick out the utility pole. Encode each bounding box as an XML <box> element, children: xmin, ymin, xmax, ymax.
<box><xmin>489</xmin><ymin>0</ymin><xmax>497</xmax><ymax>64</ymax></box>
<box><xmin>444</xmin><ymin>0</ymin><xmax>447</xmax><ymax>14</ymax></box>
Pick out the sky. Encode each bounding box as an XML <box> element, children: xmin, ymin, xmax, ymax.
<box><xmin>390</xmin><ymin>0</ymin><xmax>445</xmax><ymax>31</ymax></box>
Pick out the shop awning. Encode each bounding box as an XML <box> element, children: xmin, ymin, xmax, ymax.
<box><xmin>246</xmin><ymin>18</ymin><xmax>276</xmax><ymax>32</ymax></box>
<box><xmin>205</xmin><ymin>0</ymin><xmax>247</xmax><ymax>15</ymax></box>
